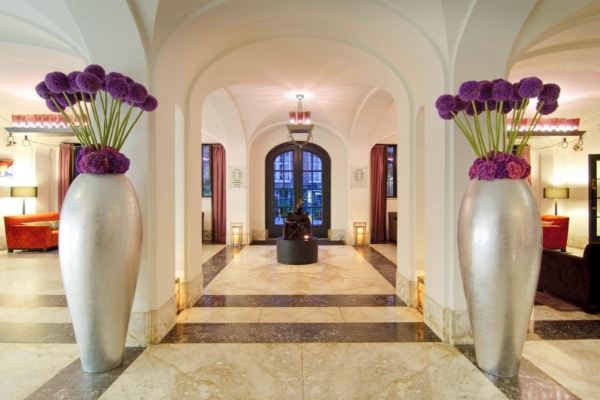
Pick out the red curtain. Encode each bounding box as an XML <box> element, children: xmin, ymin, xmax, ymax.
<box><xmin>211</xmin><ymin>144</ymin><xmax>227</xmax><ymax>243</ymax></box>
<box><xmin>521</xmin><ymin>145</ymin><xmax>532</xmax><ymax>186</ymax></box>
<box><xmin>58</xmin><ymin>144</ymin><xmax>71</xmax><ymax>211</ymax></box>
<box><xmin>370</xmin><ymin>145</ymin><xmax>387</xmax><ymax>243</ymax></box>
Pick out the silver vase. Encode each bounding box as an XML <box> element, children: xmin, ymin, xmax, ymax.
<box><xmin>458</xmin><ymin>179</ymin><xmax>542</xmax><ymax>377</ymax></box>
<box><xmin>59</xmin><ymin>173</ymin><xmax>142</xmax><ymax>373</ymax></box>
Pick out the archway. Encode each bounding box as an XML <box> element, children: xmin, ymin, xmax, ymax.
<box><xmin>265</xmin><ymin>143</ymin><xmax>331</xmax><ymax>238</ymax></box>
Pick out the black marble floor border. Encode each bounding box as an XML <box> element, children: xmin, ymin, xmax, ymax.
<box><xmin>533</xmin><ymin>320</ymin><xmax>600</xmax><ymax>340</ymax></box>
<box><xmin>0</xmin><ymin>323</ymin><xmax>75</xmax><ymax>343</ymax></box>
<box><xmin>456</xmin><ymin>345</ymin><xmax>579</xmax><ymax>400</ymax></box>
<box><xmin>250</xmin><ymin>239</ymin><xmax>345</xmax><ymax>246</ymax></box>
<box><xmin>25</xmin><ymin>347</ymin><xmax>145</xmax><ymax>400</ymax></box>
<box><xmin>354</xmin><ymin>246</ymin><xmax>397</xmax><ymax>287</ymax></box>
<box><xmin>0</xmin><ymin>294</ymin><xmax>67</xmax><ymax>307</ymax></box>
<box><xmin>195</xmin><ymin>294</ymin><xmax>406</xmax><ymax>307</ymax></box>
<box><xmin>202</xmin><ymin>245</ymin><xmax>244</xmax><ymax>288</ymax></box>
<box><xmin>161</xmin><ymin>322</ymin><xmax>440</xmax><ymax>343</ymax></box>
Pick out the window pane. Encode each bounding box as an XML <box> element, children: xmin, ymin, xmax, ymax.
<box><xmin>202</xmin><ymin>145</ymin><xmax>211</xmax><ymax>197</ymax></box>
<box><xmin>311</xmin><ymin>207</ymin><xmax>323</xmax><ymax>226</ymax></box>
<box><xmin>312</xmin><ymin>172</ymin><xmax>322</xmax><ymax>189</ymax></box>
<box><xmin>387</xmin><ymin>145</ymin><xmax>396</xmax><ymax>197</ymax></box>
<box><xmin>303</xmin><ymin>151</ymin><xmax>311</xmax><ymax>171</ymax></box>
<box><xmin>274</xmin><ymin>207</ymin><xmax>293</xmax><ymax>226</ymax></box>
<box><xmin>313</xmin><ymin>190</ymin><xmax>322</xmax><ymax>206</ymax></box>
<box><xmin>303</xmin><ymin>190</ymin><xmax>313</xmax><ymax>206</ymax></box>
<box><xmin>303</xmin><ymin>172</ymin><xmax>311</xmax><ymax>189</ymax></box>
<box><xmin>313</xmin><ymin>154</ymin><xmax>322</xmax><ymax>171</ymax></box>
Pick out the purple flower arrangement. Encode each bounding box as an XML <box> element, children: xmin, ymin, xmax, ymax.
<box><xmin>435</xmin><ymin>77</ymin><xmax>561</xmax><ymax>180</ymax></box>
<box><xmin>35</xmin><ymin>65</ymin><xmax>159</xmax><ymax>174</ymax></box>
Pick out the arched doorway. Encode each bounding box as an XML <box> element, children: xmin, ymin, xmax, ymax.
<box><xmin>266</xmin><ymin>143</ymin><xmax>331</xmax><ymax>238</ymax></box>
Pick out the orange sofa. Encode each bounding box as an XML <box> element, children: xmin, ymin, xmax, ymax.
<box><xmin>541</xmin><ymin>215</ymin><xmax>569</xmax><ymax>252</ymax></box>
<box><xmin>4</xmin><ymin>212</ymin><xmax>59</xmax><ymax>252</ymax></box>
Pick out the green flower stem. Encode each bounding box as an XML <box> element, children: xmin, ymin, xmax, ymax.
<box><xmin>89</xmin><ymin>97</ymin><xmax>103</xmax><ymax>147</ymax></box>
<box><xmin>517</xmin><ymin>106</ymin><xmax>544</xmax><ymax>155</ymax></box>
<box><xmin>61</xmin><ymin>94</ymin><xmax>88</xmax><ymax>141</ymax></box>
<box><xmin>82</xmin><ymin>98</ymin><xmax>100</xmax><ymax>146</ymax></box>
<box><xmin>508</xmin><ymin>98</ymin><xmax>529</xmax><ymax>154</ymax></box>
<box><xmin>51</xmin><ymin>97</ymin><xmax>88</xmax><ymax>146</ymax></box>
<box><xmin>73</xmin><ymin>98</ymin><xmax>93</xmax><ymax>143</ymax></box>
<box><xmin>461</xmin><ymin>110</ymin><xmax>483</xmax><ymax>156</ymax></box>
<box><xmin>471</xmin><ymin>101</ymin><xmax>488</xmax><ymax>159</ymax></box>
<box><xmin>104</xmin><ymin>98</ymin><xmax>117</xmax><ymax>145</ymax></box>
<box><xmin>495</xmin><ymin>101</ymin><xmax>503</xmax><ymax>153</ymax></box>
<box><xmin>108</xmin><ymin>99</ymin><xmax>123</xmax><ymax>147</ymax></box>
<box><xmin>113</xmin><ymin>103</ymin><xmax>135</xmax><ymax>148</ymax></box>
<box><xmin>484</xmin><ymin>102</ymin><xmax>495</xmax><ymax>154</ymax></box>
<box><xmin>452</xmin><ymin>112</ymin><xmax>481</xmax><ymax>157</ymax></box>
<box><xmin>116</xmin><ymin>109</ymin><xmax>144</xmax><ymax>150</ymax></box>
<box><xmin>502</xmin><ymin>114</ymin><xmax>507</xmax><ymax>153</ymax></box>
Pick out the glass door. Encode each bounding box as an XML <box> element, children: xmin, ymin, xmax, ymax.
<box><xmin>266</xmin><ymin>143</ymin><xmax>330</xmax><ymax>238</ymax></box>
<box><xmin>590</xmin><ymin>155</ymin><xmax>600</xmax><ymax>243</ymax></box>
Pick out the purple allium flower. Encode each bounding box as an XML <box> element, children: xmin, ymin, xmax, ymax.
<box><xmin>492</xmin><ymin>79</ymin><xmax>513</xmax><ymax>101</ymax></box>
<box><xmin>486</xmin><ymin>100</ymin><xmax>497</xmax><ymax>110</ymax></box>
<box><xmin>539</xmin><ymin>101</ymin><xmax>559</xmax><ymax>115</ymax></box>
<box><xmin>127</xmin><ymin>83</ymin><xmax>148</xmax><ymax>104</ymax></box>
<box><xmin>46</xmin><ymin>99</ymin><xmax>62</xmax><ymax>113</ymax></box>
<box><xmin>465</xmin><ymin>101</ymin><xmax>484</xmax><ymax>116</ymax></box>
<box><xmin>516</xmin><ymin>157</ymin><xmax>531</xmax><ymax>178</ymax></box>
<box><xmin>99</xmin><ymin>79</ymin><xmax>107</xmax><ymax>91</ymax></box>
<box><xmin>518</xmin><ymin>77</ymin><xmax>544</xmax><ymax>98</ymax></box>
<box><xmin>56</xmin><ymin>95</ymin><xmax>71</xmax><ymax>108</ymax></box>
<box><xmin>75</xmin><ymin>72</ymin><xmax>101</xmax><ymax>94</ymax></box>
<box><xmin>500</xmin><ymin>101</ymin><xmax>514</xmax><ymax>114</ymax></box>
<box><xmin>494</xmin><ymin>152</ymin><xmax>512</xmax><ymax>163</ymax></box>
<box><xmin>107</xmin><ymin>78</ymin><xmax>130</xmax><ymax>99</ymax></box>
<box><xmin>538</xmin><ymin>83</ymin><xmax>561</xmax><ymax>103</ymax></box>
<box><xmin>84</xmin><ymin>64</ymin><xmax>105</xmax><ymax>81</ymax></box>
<box><xmin>435</xmin><ymin>94</ymin><xmax>455</xmax><ymax>112</ymax></box>
<box><xmin>511</xmin><ymin>82</ymin><xmax>523</xmax><ymax>101</ymax></box>
<box><xmin>453</xmin><ymin>95</ymin><xmax>468</xmax><ymax>112</ymax></box>
<box><xmin>477</xmin><ymin>81</ymin><xmax>494</xmax><ymax>102</ymax></box>
<box><xmin>67</xmin><ymin>71</ymin><xmax>81</xmax><ymax>93</ymax></box>
<box><xmin>469</xmin><ymin>165</ymin><xmax>478</xmax><ymax>180</ymax></box>
<box><xmin>458</xmin><ymin>81</ymin><xmax>481</xmax><ymax>101</ymax></box>
<box><xmin>125</xmin><ymin>76</ymin><xmax>134</xmax><ymax>84</ymax></box>
<box><xmin>139</xmin><ymin>94</ymin><xmax>158</xmax><ymax>112</ymax></box>
<box><xmin>35</xmin><ymin>82</ymin><xmax>52</xmax><ymax>100</ymax></box>
<box><xmin>106</xmin><ymin>150</ymin><xmax>130</xmax><ymax>173</ymax></box>
<box><xmin>106</xmin><ymin>72</ymin><xmax>125</xmax><ymax>81</ymax></box>
<box><xmin>507</xmin><ymin>161</ymin><xmax>525</xmax><ymax>179</ymax></box>
<box><xmin>45</xmin><ymin>72</ymin><xmax>70</xmax><ymax>93</ymax></box>
<box><xmin>81</xmin><ymin>152</ymin><xmax>109</xmax><ymax>174</ymax></box>
<box><xmin>495</xmin><ymin>162</ymin><xmax>509</xmax><ymax>179</ymax></box>
<box><xmin>476</xmin><ymin>161</ymin><xmax>497</xmax><ymax>181</ymax></box>
<box><xmin>438</xmin><ymin>110</ymin><xmax>453</xmax><ymax>120</ymax></box>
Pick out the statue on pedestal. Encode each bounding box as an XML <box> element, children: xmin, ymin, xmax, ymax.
<box><xmin>283</xmin><ymin>200</ymin><xmax>312</xmax><ymax>240</ymax></box>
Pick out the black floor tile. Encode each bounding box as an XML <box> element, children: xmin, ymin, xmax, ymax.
<box><xmin>354</xmin><ymin>246</ymin><xmax>397</xmax><ymax>287</ymax></box>
<box><xmin>25</xmin><ymin>347</ymin><xmax>145</xmax><ymax>400</ymax></box>
<box><xmin>195</xmin><ymin>294</ymin><xmax>406</xmax><ymax>307</ymax></box>
<box><xmin>301</xmin><ymin>322</ymin><xmax>440</xmax><ymax>343</ymax></box>
<box><xmin>203</xmin><ymin>246</ymin><xmax>244</xmax><ymax>288</ymax></box>
<box><xmin>456</xmin><ymin>345</ymin><xmax>579</xmax><ymax>400</ymax></box>
<box><xmin>161</xmin><ymin>323</ymin><xmax>303</xmax><ymax>343</ymax></box>
<box><xmin>533</xmin><ymin>320</ymin><xmax>600</xmax><ymax>340</ymax></box>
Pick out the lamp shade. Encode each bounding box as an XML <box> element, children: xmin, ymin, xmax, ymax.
<box><xmin>543</xmin><ymin>187</ymin><xmax>569</xmax><ymax>199</ymax></box>
<box><xmin>10</xmin><ymin>186</ymin><xmax>37</xmax><ymax>198</ymax></box>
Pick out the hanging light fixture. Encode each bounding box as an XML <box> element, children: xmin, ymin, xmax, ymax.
<box><xmin>287</xmin><ymin>94</ymin><xmax>314</xmax><ymax>147</ymax></box>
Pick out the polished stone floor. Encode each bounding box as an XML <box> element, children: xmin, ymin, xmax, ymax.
<box><xmin>0</xmin><ymin>243</ymin><xmax>599</xmax><ymax>399</ymax></box>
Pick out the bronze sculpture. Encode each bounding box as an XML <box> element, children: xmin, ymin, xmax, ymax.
<box><xmin>283</xmin><ymin>200</ymin><xmax>312</xmax><ymax>240</ymax></box>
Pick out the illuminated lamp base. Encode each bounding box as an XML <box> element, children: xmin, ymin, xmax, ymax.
<box><xmin>276</xmin><ymin>236</ymin><xmax>318</xmax><ymax>265</ymax></box>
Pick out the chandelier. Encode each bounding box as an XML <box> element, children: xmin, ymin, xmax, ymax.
<box><xmin>287</xmin><ymin>94</ymin><xmax>314</xmax><ymax>147</ymax></box>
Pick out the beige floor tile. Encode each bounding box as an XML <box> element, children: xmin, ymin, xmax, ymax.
<box><xmin>533</xmin><ymin>305</ymin><xmax>600</xmax><ymax>321</ymax></box>
<box><xmin>340</xmin><ymin>306</ymin><xmax>423</xmax><ymax>323</ymax></box>
<box><xmin>259</xmin><ymin>307</ymin><xmax>344</xmax><ymax>323</ymax></box>
<box><xmin>302</xmin><ymin>343</ymin><xmax>505</xmax><ymax>399</ymax></box>
<box><xmin>0</xmin><ymin>343</ymin><xmax>79</xmax><ymax>400</ymax></box>
<box><xmin>201</xmin><ymin>244</ymin><xmax>225</xmax><ymax>263</ymax></box>
<box><xmin>100</xmin><ymin>343</ymin><xmax>303</xmax><ymax>400</ymax></box>
<box><xmin>176</xmin><ymin>307</ymin><xmax>262</xmax><ymax>323</ymax></box>
<box><xmin>523</xmin><ymin>340</ymin><xmax>600</xmax><ymax>400</ymax></box>
<box><xmin>0</xmin><ymin>307</ymin><xmax>71</xmax><ymax>323</ymax></box>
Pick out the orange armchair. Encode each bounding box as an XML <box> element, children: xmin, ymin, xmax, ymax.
<box><xmin>541</xmin><ymin>215</ymin><xmax>569</xmax><ymax>252</ymax></box>
<box><xmin>4</xmin><ymin>212</ymin><xmax>60</xmax><ymax>252</ymax></box>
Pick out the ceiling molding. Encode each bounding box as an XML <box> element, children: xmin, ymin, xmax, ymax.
<box><xmin>516</xmin><ymin>39</ymin><xmax>600</xmax><ymax>62</ymax></box>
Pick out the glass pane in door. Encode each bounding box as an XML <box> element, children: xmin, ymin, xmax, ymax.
<box><xmin>302</xmin><ymin>151</ymin><xmax>323</xmax><ymax>226</ymax></box>
<box><xmin>274</xmin><ymin>151</ymin><xmax>293</xmax><ymax>225</ymax></box>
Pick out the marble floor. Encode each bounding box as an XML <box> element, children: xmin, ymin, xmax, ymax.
<box><xmin>0</xmin><ymin>242</ymin><xmax>599</xmax><ymax>399</ymax></box>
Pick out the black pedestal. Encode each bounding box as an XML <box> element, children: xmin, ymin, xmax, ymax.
<box><xmin>276</xmin><ymin>236</ymin><xmax>318</xmax><ymax>264</ymax></box>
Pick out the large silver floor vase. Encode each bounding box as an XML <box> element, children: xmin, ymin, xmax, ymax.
<box><xmin>458</xmin><ymin>179</ymin><xmax>542</xmax><ymax>377</ymax></box>
<box><xmin>59</xmin><ymin>173</ymin><xmax>142</xmax><ymax>373</ymax></box>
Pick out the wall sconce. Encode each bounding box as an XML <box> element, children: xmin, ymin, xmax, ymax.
<box><xmin>230</xmin><ymin>222</ymin><xmax>243</xmax><ymax>247</ymax></box>
<box><xmin>543</xmin><ymin>187</ymin><xmax>569</xmax><ymax>215</ymax></box>
<box><xmin>354</xmin><ymin>222</ymin><xmax>366</xmax><ymax>246</ymax></box>
<box><xmin>10</xmin><ymin>186</ymin><xmax>37</xmax><ymax>214</ymax></box>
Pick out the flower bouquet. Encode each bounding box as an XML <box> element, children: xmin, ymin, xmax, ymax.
<box><xmin>35</xmin><ymin>64</ymin><xmax>158</xmax><ymax>173</ymax></box>
<box><xmin>436</xmin><ymin>77</ymin><xmax>560</xmax><ymax>180</ymax></box>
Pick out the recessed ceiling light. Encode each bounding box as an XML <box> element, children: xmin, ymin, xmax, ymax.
<box><xmin>284</xmin><ymin>91</ymin><xmax>315</xmax><ymax>100</ymax></box>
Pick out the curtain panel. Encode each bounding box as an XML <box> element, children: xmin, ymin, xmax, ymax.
<box><xmin>370</xmin><ymin>145</ymin><xmax>387</xmax><ymax>243</ymax></box>
<box><xmin>211</xmin><ymin>144</ymin><xmax>227</xmax><ymax>244</ymax></box>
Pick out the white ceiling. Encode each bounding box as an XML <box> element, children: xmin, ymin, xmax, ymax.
<box><xmin>1</xmin><ymin>0</ymin><xmax>600</xmax><ymax>141</ymax></box>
